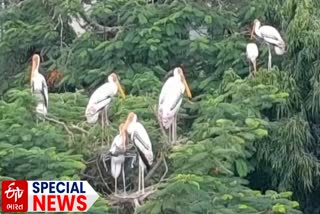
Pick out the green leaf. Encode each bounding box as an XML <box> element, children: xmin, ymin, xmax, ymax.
<box><xmin>235</xmin><ymin>159</ymin><xmax>248</xmax><ymax>177</ymax></box>
<box><xmin>222</xmin><ymin>194</ymin><xmax>233</xmax><ymax>200</ymax></box>
<box><xmin>272</xmin><ymin>204</ymin><xmax>287</xmax><ymax>213</ymax></box>
<box><xmin>21</xmin><ymin>134</ymin><xmax>32</xmax><ymax>142</ymax></box>
<box><xmin>204</xmin><ymin>15</ymin><xmax>212</xmax><ymax>24</ymax></box>
<box><xmin>166</xmin><ymin>23</ymin><xmax>175</xmax><ymax>36</ymax></box>
<box><xmin>138</xmin><ymin>14</ymin><xmax>148</xmax><ymax>24</ymax></box>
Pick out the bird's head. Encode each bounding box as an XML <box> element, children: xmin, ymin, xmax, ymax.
<box><xmin>108</xmin><ymin>72</ymin><xmax>125</xmax><ymax>99</ymax></box>
<box><xmin>123</xmin><ymin>112</ymin><xmax>137</xmax><ymax>134</ymax></box>
<box><xmin>30</xmin><ymin>54</ymin><xmax>40</xmax><ymax>85</ymax></box>
<box><xmin>173</xmin><ymin>66</ymin><xmax>192</xmax><ymax>99</ymax></box>
<box><xmin>251</xmin><ymin>19</ymin><xmax>260</xmax><ymax>39</ymax></box>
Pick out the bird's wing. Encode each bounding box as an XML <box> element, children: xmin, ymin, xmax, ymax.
<box><xmin>86</xmin><ymin>83</ymin><xmax>114</xmax><ymax>116</ymax></box>
<box><xmin>88</xmin><ymin>82</ymin><xmax>115</xmax><ymax>105</ymax></box>
<box><xmin>159</xmin><ymin>77</ymin><xmax>174</xmax><ymax>105</ymax></box>
<box><xmin>110</xmin><ymin>135</ymin><xmax>125</xmax><ymax>156</ymax></box>
<box><xmin>260</xmin><ymin>25</ymin><xmax>285</xmax><ymax>47</ymax></box>
<box><xmin>132</xmin><ymin>123</ymin><xmax>153</xmax><ymax>153</ymax></box>
<box><xmin>159</xmin><ymin>79</ymin><xmax>183</xmax><ymax>111</ymax></box>
<box><xmin>40</xmin><ymin>74</ymin><xmax>49</xmax><ymax>108</ymax></box>
<box><xmin>246</xmin><ymin>43</ymin><xmax>259</xmax><ymax>60</ymax></box>
<box><xmin>132</xmin><ymin>123</ymin><xmax>153</xmax><ymax>168</ymax></box>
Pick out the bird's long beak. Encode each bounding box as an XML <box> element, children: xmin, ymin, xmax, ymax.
<box><xmin>250</xmin><ymin>23</ymin><xmax>255</xmax><ymax>40</ymax></box>
<box><xmin>30</xmin><ymin>58</ymin><xmax>37</xmax><ymax>85</ymax></box>
<box><xmin>116</xmin><ymin>79</ymin><xmax>126</xmax><ymax>99</ymax></box>
<box><xmin>119</xmin><ymin>123</ymin><xmax>127</xmax><ymax>149</ymax></box>
<box><xmin>181</xmin><ymin>74</ymin><xmax>192</xmax><ymax>99</ymax></box>
<box><xmin>122</xmin><ymin>115</ymin><xmax>131</xmax><ymax>134</ymax></box>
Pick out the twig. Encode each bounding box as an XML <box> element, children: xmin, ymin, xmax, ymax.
<box><xmin>144</xmin><ymin>155</ymin><xmax>164</xmax><ymax>183</ymax></box>
<box><xmin>59</xmin><ymin>14</ymin><xmax>63</xmax><ymax>50</ymax></box>
<box><xmin>95</xmin><ymin>157</ymin><xmax>112</xmax><ymax>192</ymax></box>
<box><xmin>79</xmin><ymin>11</ymin><xmax>122</xmax><ymax>34</ymax></box>
<box><xmin>160</xmin><ymin>154</ymin><xmax>168</xmax><ymax>181</ymax></box>
<box><xmin>191</xmin><ymin>94</ymin><xmax>205</xmax><ymax>101</ymax></box>
<box><xmin>108</xmin><ymin>185</ymin><xmax>157</xmax><ymax>206</ymax></box>
<box><xmin>80</xmin><ymin>173</ymin><xmax>95</xmax><ymax>179</ymax></box>
<box><xmin>44</xmin><ymin>116</ymin><xmax>75</xmax><ymax>143</ymax></box>
<box><xmin>71</xmin><ymin>124</ymin><xmax>89</xmax><ymax>134</ymax></box>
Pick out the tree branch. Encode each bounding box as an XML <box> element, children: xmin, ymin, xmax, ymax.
<box><xmin>78</xmin><ymin>11</ymin><xmax>122</xmax><ymax>34</ymax></box>
<box><xmin>44</xmin><ymin>116</ymin><xmax>75</xmax><ymax>143</ymax></box>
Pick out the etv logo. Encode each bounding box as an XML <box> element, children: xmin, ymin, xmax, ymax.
<box><xmin>1</xmin><ymin>180</ymin><xmax>99</xmax><ymax>212</ymax></box>
<box><xmin>1</xmin><ymin>180</ymin><xmax>28</xmax><ymax>212</ymax></box>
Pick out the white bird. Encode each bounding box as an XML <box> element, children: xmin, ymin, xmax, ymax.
<box><xmin>251</xmin><ymin>19</ymin><xmax>286</xmax><ymax>71</ymax></box>
<box><xmin>30</xmin><ymin>54</ymin><xmax>49</xmax><ymax>119</ymax></box>
<box><xmin>158</xmin><ymin>67</ymin><xmax>192</xmax><ymax>144</ymax></box>
<box><xmin>123</xmin><ymin>112</ymin><xmax>153</xmax><ymax>194</ymax></box>
<box><xmin>85</xmin><ymin>72</ymin><xmax>125</xmax><ymax>127</ymax></box>
<box><xmin>109</xmin><ymin>123</ymin><xmax>127</xmax><ymax>195</ymax></box>
<box><xmin>246</xmin><ymin>43</ymin><xmax>259</xmax><ymax>77</ymax></box>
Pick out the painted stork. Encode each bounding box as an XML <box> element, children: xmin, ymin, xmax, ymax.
<box><xmin>123</xmin><ymin>112</ymin><xmax>153</xmax><ymax>194</ymax></box>
<box><xmin>85</xmin><ymin>72</ymin><xmax>125</xmax><ymax>126</ymax></box>
<box><xmin>251</xmin><ymin>19</ymin><xmax>286</xmax><ymax>71</ymax></box>
<box><xmin>30</xmin><ymin>54</ymin><xmax>49</xmax><ymax>119</ymax></box>
<box><xmin>158</xmin><ymin>67</ymin><xmax>192</xmax><ymax>144</ymax></box>
<box><xmin>109</xmin><ymin>123</ymin><xmax>128</xmax><ymax>195</ymax></box>
<box><xmin>246</xmin><ymin>43</ymin><xmax>259</xmax><ymax>77</ymax></box>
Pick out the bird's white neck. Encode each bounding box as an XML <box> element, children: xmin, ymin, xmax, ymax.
<box><xmin>254</xmin><ymin>22</ymin><xmax>262</xmax><ymax>38</ymax></box>
<box><xmin>109</xmin><ymin>81</ymin><xmax>118</xmax><ymax>95</ymax></box>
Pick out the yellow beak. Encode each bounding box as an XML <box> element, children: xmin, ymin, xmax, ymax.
<box><xmin>30</xmin><ymin>58</ymin><xmax>37</xmax><ymax>86</ymax></box>
<box><xmin>119</xmin><ymin>123</ymin><xmax>127</xmax><ymax>149</ymax></box>
<box><xmin>182</xmin><ymin>77</ymin><xmax>192</xmax><ymax>99</ymax></box>
<box><xmin>116</xmin><ymin>81</ymin><xmax>126</xmax><ymax>99</ymax></box>
<box><xmin>30</xmin><ymin>69</ymin><xmax>33</xmax><ymax>86</ymax></box>
<box><xmin>250</xmin><ymin>24</ymin><xmax>255</xmax><ymax>40</ymax></box>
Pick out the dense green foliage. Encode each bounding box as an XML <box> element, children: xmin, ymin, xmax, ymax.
<box><xmin>1</xmin><ymin>0</ymin><xmax>320</xmax><ymax>213</ymax></box>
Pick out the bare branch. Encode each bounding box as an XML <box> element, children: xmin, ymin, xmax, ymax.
<box><xmin>44</xmin><ymin>116</ymin><xmax>75</xmax><ymax>143</ymax></box>
<box><xmin>96</xmin><ymin>157</ymin><xmax>112</xmax><ymax>192</ymax></box>
<box><xmin>71</xmin><ymin>124</ymin><xmax>89</xmax><ymax>134</ymax></box>
<box><xmin>107</xmin><ymin>185</ymin><xmax>157</xmax><ymax>206</ymax></box>
<box><xmin>78</xmin><ymin>11</ymin><xmax>122</xmax><ymax>34</ymax></box>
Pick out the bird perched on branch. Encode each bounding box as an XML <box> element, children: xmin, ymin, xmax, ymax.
<box><xmin>123</xmin><ymin>112</ymin><xmax>153</xmax><ymax>194</ymax></box>
<box><xmin>251</xmin><ymin>19</ymin><xmax>286</xmax><ymax>71</ymax></box>
<box><xmin>30</xmin><ymin>54</ymin><xmax>49</xmax><ymax>119</ymax></box>
<box><xmin>158</xmin><ymin>66</ymin><xmax>192</xmax><ymax>144</ymax></box>
<box><xmin>85</xmin><ymin>73</ymin><xmax>125</xmax><ymax>142</ymax></box>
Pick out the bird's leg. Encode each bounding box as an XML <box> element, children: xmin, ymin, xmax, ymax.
<box><xmin>101</xmin><ymin>112</ymin><xmax>105</xmax><ymax>146</ymax></box>
<box><xmin>115</xmin><ymin>177</ymin><xmax>118</xmax><ymax>195</ymax></box>
<box><xmin>168</xmin><ymin>125</ymin><xmax>172</xmax><ymax>144</ymax></box>
<box><xmin>171</xmin><ymin>121</ymin><xmax>175</xmax><ymax>144</ymax></box>
<box><xmin>173</xmin><ymin>114</ymin><xmax>177</xmax><ymax>144</ymax></box>
<box><xmin>142</xmin><ymin>166</ymin><xmax>145</xmax><ymax>194</ymax></box>
<box><xmin>105</xmin><ymin>106</ymin><xmax>110</xmax><ymax>126</ymax></box>
<box><xmin>268</xmin><ymin>45</ymin><xmax>272</xmax><ymax>71</ymax></box>
<box><xmin>138</xmin><ymin>165</ymin><xmax>141</xmax><ymax>193</ymax></box>
<box><xmin>122</xmin><ymin>164</ymin><xmax>126</xmax><ymax>195</ymax></box>
<box><xmin>253</xmin><ymin>60</ymin><xmax>257</xmax><ymax>77</ymax></box>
